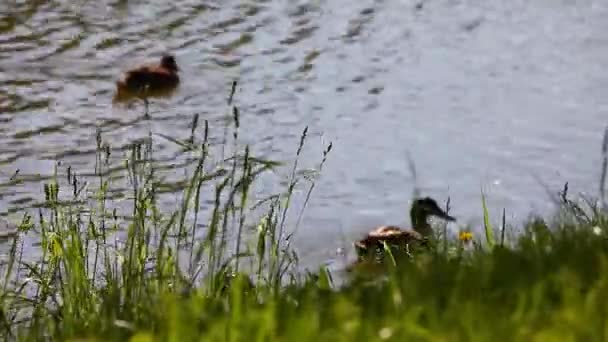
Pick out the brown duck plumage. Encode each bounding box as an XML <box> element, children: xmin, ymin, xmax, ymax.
<box><xmin>113</xmin><ymin>55</ymin><xmax>180</xmax><ymax>104</ymax></box>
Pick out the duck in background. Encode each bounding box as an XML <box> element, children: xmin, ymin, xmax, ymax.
<box><xmin>113</xmin><ymin>54</ymin><xmax>180</xmax><ymax>115</ymax></box>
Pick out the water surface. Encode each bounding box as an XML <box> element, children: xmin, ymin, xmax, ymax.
<box><xmin>1</xmin><ymin>0</ymin><xmax>608</xmax><ymax>267</ymax></box>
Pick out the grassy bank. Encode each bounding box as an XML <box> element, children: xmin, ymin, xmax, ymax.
<box><xmin>1</xmin><ymin>93</ymin><xmax>608</xmax><ymax>341</ymax></box>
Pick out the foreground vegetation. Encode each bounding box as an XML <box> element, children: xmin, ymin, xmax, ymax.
<box><xmin>1</xmin><ymin>91</ymin><xmax>608</xmax><ymax>341</ymax></box>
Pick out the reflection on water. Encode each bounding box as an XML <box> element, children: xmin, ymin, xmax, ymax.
<box><xmin>1</xmin><ymin>0</ymin><xmax>608</xmax><ymax>267</ymax></box>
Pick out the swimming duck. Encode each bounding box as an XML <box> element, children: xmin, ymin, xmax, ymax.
<box><xmin>354</xmin><ymin>197</ymin><xmax>455</xmax><ymax>260</ymax></box>
<box><xmin>113</xmin><ymin>54</ymin><xmax>180</xmax><ymax>113</ymax></box>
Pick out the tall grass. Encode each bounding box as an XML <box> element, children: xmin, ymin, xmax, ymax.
<box><xmin>0</xmin><ymin>91</ymin><xmax>607</xmax><ymax>340</ymax></box>
<box><xmin>0</xmin><ymin>82</ymin><xmax>332</xmax><ymax>340</ymax></box>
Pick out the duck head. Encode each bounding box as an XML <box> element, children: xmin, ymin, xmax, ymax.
<box><xmin>160</xmin><ymin>54</ymin><xmax>179</xmax><ymax>72</ymax></box>
<box><xmin>410</xmin><ymin>197</ymin><xmax>455</xmax><ymax>236</ymax></box>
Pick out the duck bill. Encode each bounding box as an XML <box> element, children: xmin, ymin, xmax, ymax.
<box><xmin>434</xmin><ymin>209</ymin><xmax>456</xmax><ymax>222</ymax></box>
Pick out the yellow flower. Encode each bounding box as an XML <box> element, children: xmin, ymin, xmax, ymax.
<box><xmin>458</xmin><ymin>231</ymin><xmax>473</xmax><ymax>243</ymax></box>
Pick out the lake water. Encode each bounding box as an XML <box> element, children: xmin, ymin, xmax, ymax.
<box><xmin>1</xmin><ymin>0</ymin><xmax>608</xmax><ymax>267</ymax></box>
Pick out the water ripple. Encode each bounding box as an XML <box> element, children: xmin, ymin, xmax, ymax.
<box><xmin>0</xmin><ymin>0</ymin><xmax>606</xmax><ymax>267</ymax></box>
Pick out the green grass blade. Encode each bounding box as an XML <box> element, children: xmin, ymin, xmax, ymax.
<box><xmin>481</xmin><ymin>189</ymin><xmax>495</xmax><ymax>249</ymax></box>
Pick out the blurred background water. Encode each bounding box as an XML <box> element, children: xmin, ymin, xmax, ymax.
<box><xmin>1</xmin><ymin>0</ymin><xmax>607</xmax><ymax>267</ymax></box>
